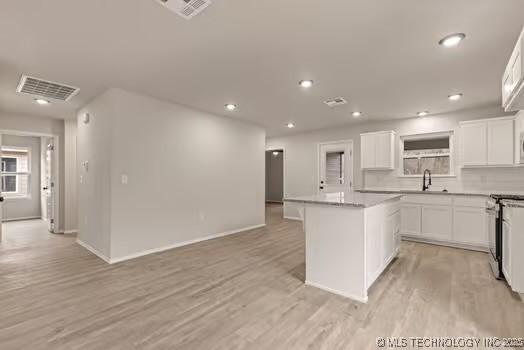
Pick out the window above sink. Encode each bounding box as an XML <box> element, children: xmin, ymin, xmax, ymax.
<box><xmin>400</xmin><ymin>131</ymin><xmax>455</xmax><ymax>177</ymax></box>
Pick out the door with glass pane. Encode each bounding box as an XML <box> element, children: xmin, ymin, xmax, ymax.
<box><xmin>319</xmin><ymin>141</ymin><xmax>353</xmax><ymax>193</ymax></box>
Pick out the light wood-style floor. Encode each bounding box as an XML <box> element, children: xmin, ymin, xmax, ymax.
<box><xmin>1</xmin><ymin>207</ymin><xmax>523</xmax><ymax>349</ymax></box>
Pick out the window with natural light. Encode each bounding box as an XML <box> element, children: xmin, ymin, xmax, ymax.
<box><xmin>325</xmin><ymin>151</ymin><xmax>345</xmax><ymax>185</ymax></box>
<box><xmin>401</xmin><ymin>133</ymin><xmax>453</xmax><ymax>176</ymax></box>
<box><xmin>1</xmin><ymin>147</ymin><xmax>31</xmax><ymax>197</ymax></box>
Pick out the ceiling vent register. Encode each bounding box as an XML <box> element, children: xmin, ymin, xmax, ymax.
<box><xmin>156</xmin><ymin>0</ymin><xmax>212</xmax><ymax>20</ymax></box>
<box><xmin>323</xmin><ymin>97</ymin><xmax>348</xmax><ymax>107</ymax></box>
<box><xmin>16</xmin><ymin>75</ymin><xmax>79</xmax><ymax>101</ymax></box>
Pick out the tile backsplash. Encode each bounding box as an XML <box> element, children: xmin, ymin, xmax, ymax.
<box><xmin>364</xmin><ymin>166</ymin><xmax>524</xmax><ymax>193</ymax></box>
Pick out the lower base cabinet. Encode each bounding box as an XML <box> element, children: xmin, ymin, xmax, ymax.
<box><xmin>502</xmin><ymin>220</ymin><xmax>512</xmax><ymax>285</ymax></box>
<box><xmin>400</xmin><ymin>204</ymin><xmax>421</xmax><ymax>235</ymax></box>
<box><xmin>400</xmin><ymin>195</ymin><xmax>488</xmax><ymax>250</ymax></box>
<box><xmin>453</xmin><ymin>206</ymin><xmax>488</xmax><ymax>246</ymax></box>
<box><xmin>502</xmin><ymin>206</ymin><xmax>524</xmax><ymax>295</ymax></box>
<box><xmin>422</xmin><ymin>205</ymin><xmax>453</xmax><ymax>241</ymax></box>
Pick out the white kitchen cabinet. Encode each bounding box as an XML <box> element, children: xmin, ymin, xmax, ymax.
<box><xmin>398</xmin><ymin>194</ymin><xmax>488</xmax><ymax>251</ymax></box>
<box><xmin>488</xmin><ymin>119</ymin><xmax>515</xmax><ymax>165</ymax></box>
<box><xmin>501</xmin><ymin>205</ymin><xmax>524</xmax><ymax>298</ymax></box>
<box><xmin>361</xmin><ymin>133</ymin><xmax>376</xmax><ymax>169</ymax></box>
<box><xmin>461</xmin><ymin>121</ymin><xmax>487</xmax><ymax>166</ymax></box>
<box><xmin>360</xmin><ymin>131</ymin><xmax>395</xmax><ymax>170</ymax></box>
<box><xmin>460</xmin><ymin>117</ymin><xmax>515</xmax><ymax>167</ymax></box>
<box><xmin>400</xmin><ymin>204</ymin><xmax>421</xmax><ymax>236</ymax></box>
<box><xmin>453</xmin><ymin>207</ymin><xmax>488</xmax><ymax>246</ymax></box>
<box><xmin>502</xmin><ymin>220</ymin><xmax>512</xmax><ymax>285</ymax></box>
<box><xmin>502</xmin><ymin>27</ymin><xmax>524</xmax><ymax>112</ymax></box>
<box><xmin>422</xmin><ymin>205</ymin><xmax>453</xmax><ymax>241</ymax></box>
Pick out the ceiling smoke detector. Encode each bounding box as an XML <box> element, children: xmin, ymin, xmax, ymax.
<box><xmin>155</xmin><ymin>0</ymin><xmax>212</xmax><ymax>20</ymax></box>
<box><xmin>17</xmin><ymin>75</ymin><xmax>79</xmax><ymax>101</ymax></box>
<box><xmin>323</xmin><ymin>97</ymin><xmax>347</xmax><ymax>107</ymax></box>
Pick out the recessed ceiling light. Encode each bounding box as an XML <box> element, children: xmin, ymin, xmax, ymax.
<box><xmin>287</xmin><ymin>122</ymin><xmax>295</xmax><ymax>128</ymax></box>
<box><xmin>448</xmin><ymin>93</ymin><xmax>463</xmax><ymax>101</ymax></box>
<box><xmin>299</xmin><ymin>80</ymin><xmax>313</xmax><ymax>88</ymax></box>
<box><xmin>225</xmin><ymin>103</ymin><xmax>237</xmax><ymax>111</ymax></box>
<box><xmin>272</xmin><ymin>151</ymin><xmax>279</xmax><ymax>156</ymax></box>
<box><xmin>438</xmin><ymin>33</ymin><xmax>466</xmax><ymax>47</ymax></box>
<box><xmin>417</xmin><ymin>111</ymin><xmax>429</xmax><ymax>117</ymax></box>
<box><xmin>352</xmin><ymin>111</ymin><xmax>362</xmax><ymax>117</ymax></box>
<box><xmin>34</xmin><ymin>98</ymin><xmax>50</xmax><ymax>105</ymax></box>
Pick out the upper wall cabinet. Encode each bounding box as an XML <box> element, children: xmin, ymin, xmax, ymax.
<box><xmin>460</xmin><ymin>117</ymin><xmax>515</xmax><ymax>167</ymax></box>
<box><xmin>502</xmin><ymin>27</ymin><xmax>524</xmax><ymax>112</ymax></box>
<box><xmin>361</xmin><ymin>131</ymin><xmax>395</xmax><ymax>170</ymax></box>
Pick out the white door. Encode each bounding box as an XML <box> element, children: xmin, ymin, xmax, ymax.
<box><xmin>0</xmin><ymin>133</ymin><xmax>3</xmax><ymax>241</ymax></box>
<box><xmin>319</xmin><ymin>141</ymin><xmax>353</xmax><ymax>193</ymax></box>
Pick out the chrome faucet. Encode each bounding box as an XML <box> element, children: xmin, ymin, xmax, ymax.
<box><xmin>422</xmin><ymin>169</ymin><xmax>432</xmax><ymax>191</ymax></box>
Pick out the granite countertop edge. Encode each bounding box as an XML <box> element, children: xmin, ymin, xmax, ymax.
<box><xmin>284</xmin><ymin>198</ymin><xmax>366</xmax><ymax>208</ymax></box>
<box><xmin>283</xmin><ymin>194</ymin><xmax>403</xmax><ymax>208</ymax></box>
<box><xmin>356</xmin><ymin>189</ymin><xmax>492</xmax><ymax>197</ymax></box>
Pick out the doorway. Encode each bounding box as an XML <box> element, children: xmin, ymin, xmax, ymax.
<box><xmin>318</xmin><ymin>140</ymin><xmax>353</xmax><ymax>193</ymax></box>
<box><xmin>0</xmin><ymin>131</ymin><xmax>59</xmax><ymax>241</ymax></box>
<box><xmin>265</xmin><ymin>148</ymin><xmax>285</xmax><ymax>221</ymax></box>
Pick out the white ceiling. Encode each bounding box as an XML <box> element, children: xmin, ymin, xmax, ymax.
<box><xmin>0</xmin><ymin>0</ymin><xmax>523</xmax><ymax>136</ymax></box>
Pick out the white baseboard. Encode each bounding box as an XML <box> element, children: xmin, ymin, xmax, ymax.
<box><xmin>2</xmin><ymin>216</ymin><xmax>41</xmax><ymax>222</ymax></box>
<box><xmin>284</xmin><ymin>216</ymin><xmax>303</xmax><ymax>221</ymax></box>
<box><xmin>401</xmin><ymin>235</ymin><xmax>488</xmax><ymax>252</ymax></box>
<box><xmin>76</xmin><ymin>239</ymin><xmax>111</xmax><ymax>263</ymax></box>
<box><xmin>109</xmin><ymin>223</ymin><xmax>266</xmax><ymax>264</ymax></box>
<box><xmin>305</xmin><ymin>280</ymin><xmax>368</xmax><ymax>303</ymax></box>
<box><xmin>62</xmin><ymin>229</ymin><xmax>78</xmax><ymax>234</ymax></box>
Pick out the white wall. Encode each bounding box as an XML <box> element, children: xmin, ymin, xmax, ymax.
<box><xmin>76</xmin><ymin>93</ymin><xmax>114</xmax><ymax>259</ymax></box>
<box><xmin>64</xmin><ymin>120</ymin><xmax>77</xmax><ymax>232</ymax></box>
<box><xmin>1</xmin><ymin>134</ymin><xmax>41</xmax><ymax>220</ymax></box>
<box><xmin>267</xmin><ymin>106</ymin><xmax>524</xmax><ymax>219</ymax></box>
<box><xmin>77</xmin><ymin>89</ymin><xmax>266</xmax><ymax>261</ymax></box>
<box><xmin>0</xmin><ymin>112</ymin><xmax>77</xmax><ymax>232</ymax></box>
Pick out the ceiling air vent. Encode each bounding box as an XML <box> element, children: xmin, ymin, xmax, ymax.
<box><xmin>155</xmin><ymin>0</ymin><xmax>212</xmax><ymax>20</ymax></box>
<box><xmin>323</xmin><ymin>97</ymin><xmax>347</xmax><ymax>107</ymax></box>
<box><xmin>16</xmin><ymin>75</ymin><xmax>79</xmax><ymax>101</ymax></box>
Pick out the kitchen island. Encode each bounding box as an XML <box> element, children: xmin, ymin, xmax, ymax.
<box><xmin>284</xmin><ymin>191</ymin><xmax>402</xmax><ymax>303</ymax></box>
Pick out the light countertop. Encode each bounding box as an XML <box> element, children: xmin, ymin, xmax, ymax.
<box><xmin>284</xmin><ymin>191</ymin><xmax>402</xmax><ymax>208</ymax></box>
<box><xmin>356</xmin><ymin>188</ymin><xmax>524</xmax><ymax>198</ymax></box>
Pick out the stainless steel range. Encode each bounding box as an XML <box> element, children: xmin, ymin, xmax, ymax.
<box><xmin>489</xmin><ymin>194</ymin><xmax>524</xmax><ymax>279</ymax></box>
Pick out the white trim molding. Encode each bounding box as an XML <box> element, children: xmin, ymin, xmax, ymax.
<box><xmin>76</xmin><ymin>239</ymin><xmax>111</xmax><ymax>263</ymax></box>
<box><xmin>305</xmin><ymin>280</ymin><xmax>368</xmax><ymax>304</ymax></box>
<box><xmin>76</xmin><ymin>223</ymin><xmax>267</xmax><ymax>264</ymax></box>
<box><xmin>109</xmin><ymin>223</ymin><xmax>266</xmax><ymax>264</ymax></box>
<box><xmin>62</xmin><ymin>229</ymin><xmax>78</xmax><ymax>234</ymax></box>
<box><xmin>1</xmin><ymin>216</ymin><xmax>41</xmax><ymax>222</ymax></box>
